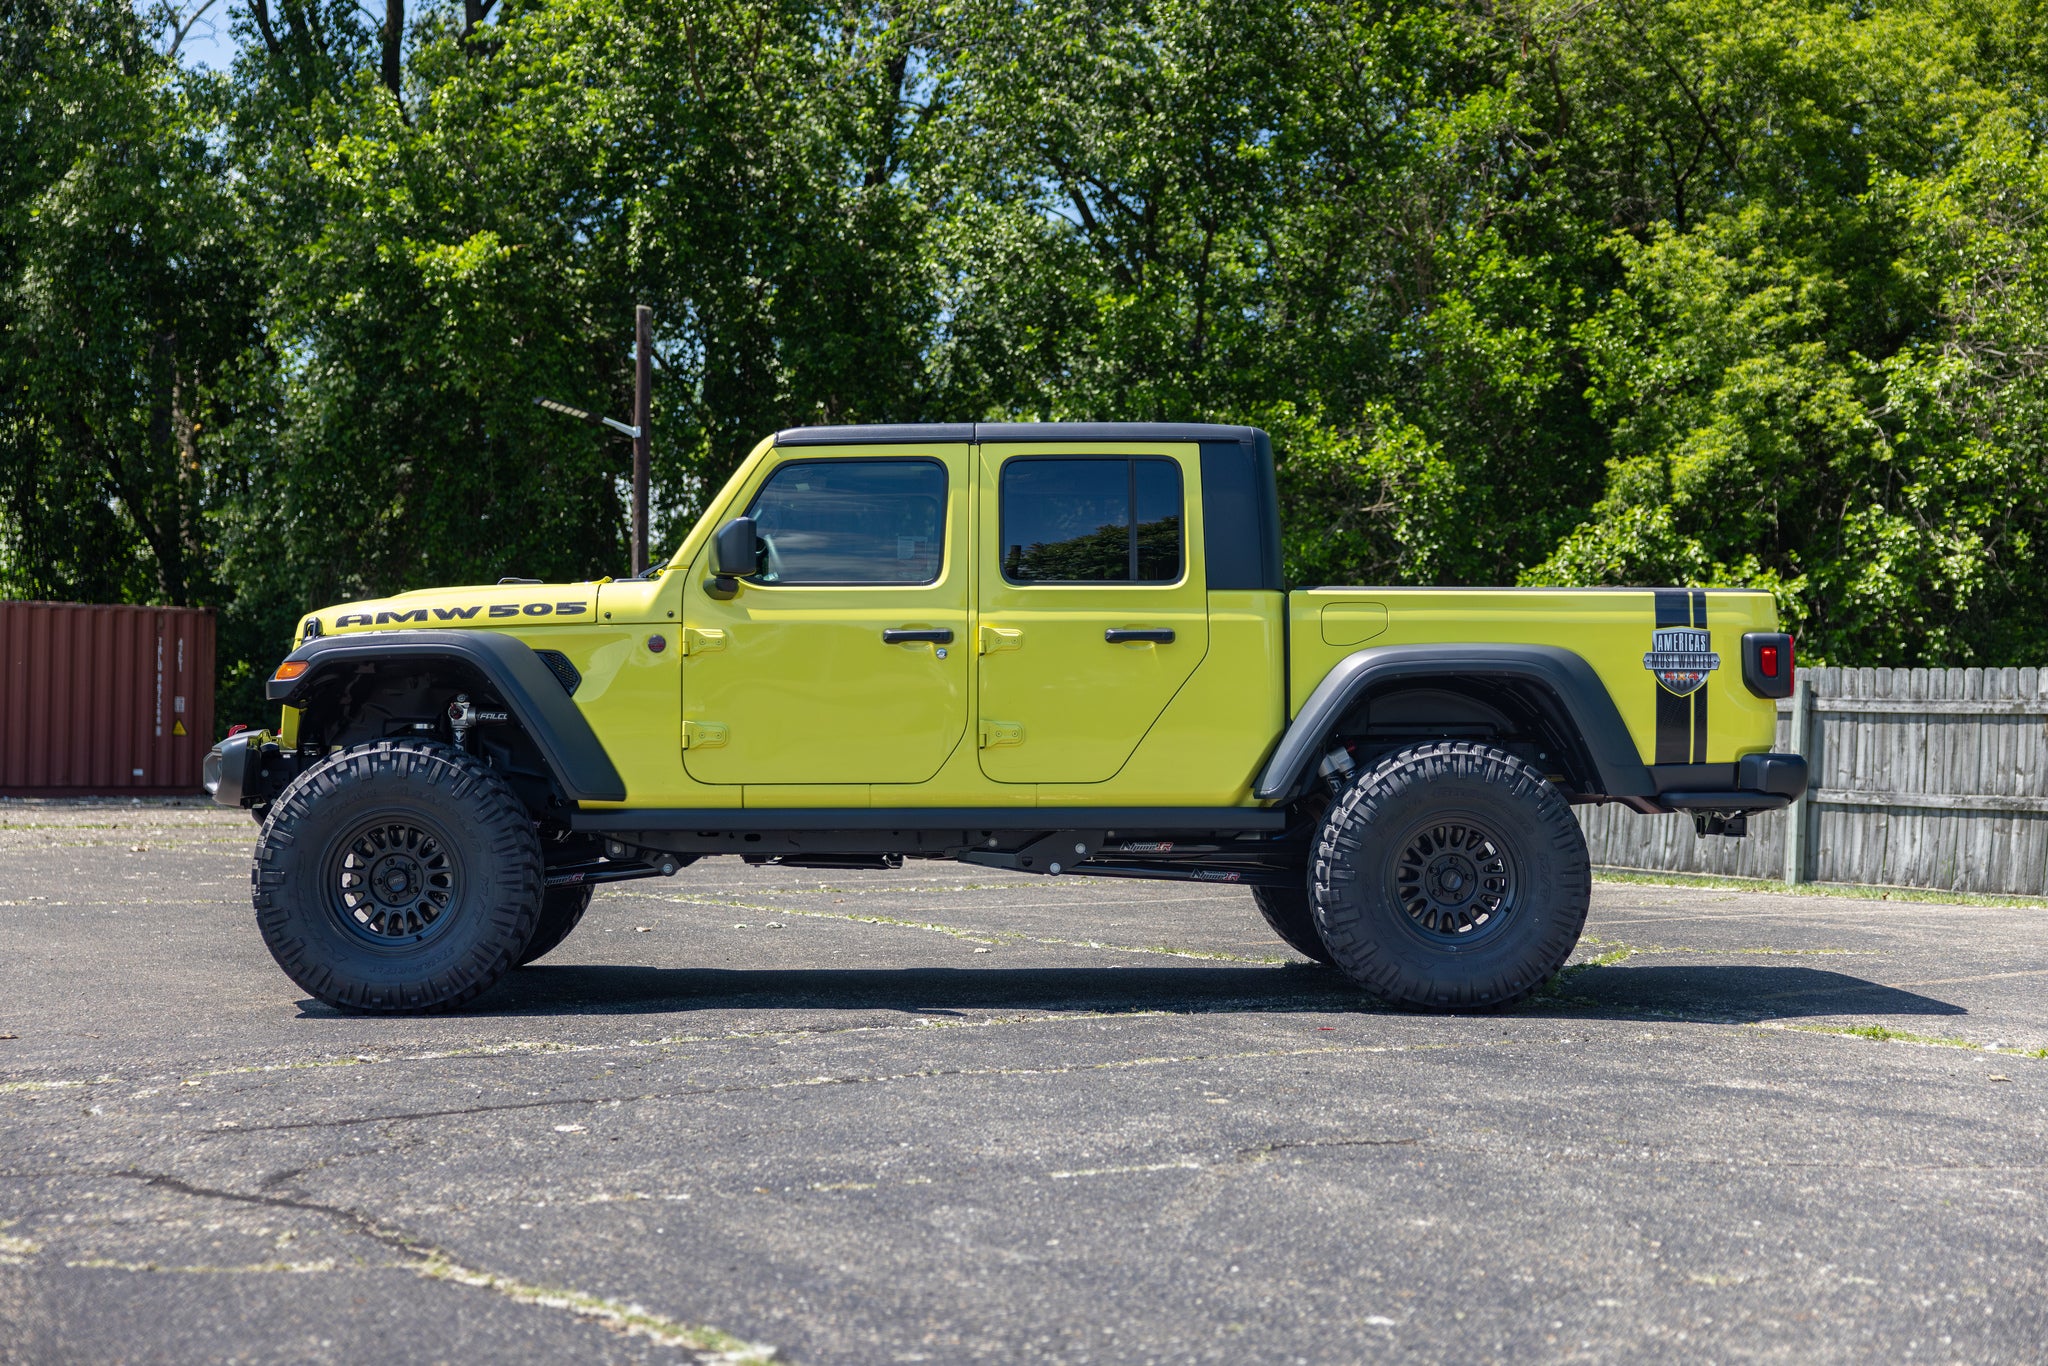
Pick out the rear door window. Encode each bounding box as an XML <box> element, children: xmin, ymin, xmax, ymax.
<box><xmin>999</xmin><ymin>457</ymin><xmax>1183</xmax><ymax>584</ymax></box>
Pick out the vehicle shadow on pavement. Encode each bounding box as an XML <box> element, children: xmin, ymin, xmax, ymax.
<box><xmin>448</xmin><ymin>962</ymin><xmax>1364</xmax><ymax>1018</ymax></box>
<box><xmin>1531</xmin><ymin>962</ymin><xmax>1966</xmax><ymax>1022</ymax></box>
<box><xmin>297</xmin><ymin>961</ymin><xmax>1963</xmax><ymax>1023</ymax></box>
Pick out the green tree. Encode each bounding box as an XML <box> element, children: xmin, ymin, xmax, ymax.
<box><xmin>16</xmin><ymin>0</ymin><xmax>2048</xmax><ymax>705</ymax></box>
<box><xmin>0</xmin><ymin>2</ymin><xmax>257</xmax><ymax>607</ymax></box>
<box><xmin>1524</xmin><ymin>0</ymin><xmax>2048</xmax><ymax>664</ymax></box>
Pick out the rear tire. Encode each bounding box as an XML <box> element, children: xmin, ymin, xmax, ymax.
<box><xmin>1251</xmin><ymin>883</ymin><xmax>1334</xmax><ymax>964</ymax></box>
<box><xmin>1309</xmin><ymin>741</ymin><xmax>1588</xmax><ymax>1010</ymax></box>
<box><xmin>518</xmin><ymin>884</ymin><xmax>594</xmax><ymax>966</ymax></box>
<box><xmin>253</xmin><ymin>740</ymin><xmax>542</xmax><ymax>1013</ymax></box>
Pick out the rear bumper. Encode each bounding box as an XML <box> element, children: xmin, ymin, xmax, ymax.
<box><xmin>1649</xmin><ymin>752</ymin><xmax>1808</xmax><ymax>814</ymax></box>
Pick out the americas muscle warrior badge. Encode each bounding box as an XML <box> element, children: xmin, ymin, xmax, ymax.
<box><xmin>1643</xmin><ymin>627</ymin><xmax>1720</xmax><ymax>696</ymax></box>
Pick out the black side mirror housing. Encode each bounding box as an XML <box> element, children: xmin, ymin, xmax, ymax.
<box><xmin>712</xmin><ymin>516</ymin><xmax>758</xmax><ymax>576</ymax></box>
<box><xmin>706</xmin><ymin>516</ymin><xmax>757</xmax><ymax>598</ymax></box>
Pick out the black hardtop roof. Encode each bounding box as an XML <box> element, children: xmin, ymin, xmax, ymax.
<box><xmin>774</xmin><ymin>421</ymin><xmax>1266</xmax><ymax>446</ymax></box>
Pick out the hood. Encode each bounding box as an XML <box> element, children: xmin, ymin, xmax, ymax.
<box><xmin>302</xmin><ymin>581</ymin><xmax>608</xmax><ymax>642</ymax></box>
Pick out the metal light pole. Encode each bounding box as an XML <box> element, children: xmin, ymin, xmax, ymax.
<box><xmin>632</xmin><ymin>305</ymin><xmax>652</xmax><ymax>577</ymax></box>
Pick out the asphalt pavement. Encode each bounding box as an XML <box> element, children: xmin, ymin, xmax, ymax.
<box><xmin>2</xmin><ymin>799</ymin><xmax>2044</xmax><ymax>1364</ymax></box>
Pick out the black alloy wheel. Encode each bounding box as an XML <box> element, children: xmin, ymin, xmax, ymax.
<box><xmin>330</xmin><ymin>817</ymin><xmax>460</xmax><ymax>943</ymax></box>
<box><xmin>1392</xmin><ymin>820</ymin><xmax>1517</xmax><ymax>941</ymax></box>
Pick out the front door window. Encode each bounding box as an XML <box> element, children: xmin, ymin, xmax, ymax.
<box><xmin>747</xmin><ymin>460</ymin><xmax>947</xmax><ymax>585</ymax></box>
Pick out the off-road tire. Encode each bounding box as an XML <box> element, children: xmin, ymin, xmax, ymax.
<box><xmin>253</xmin><ymin>740</ymin><xmax>543</xmax><ymax>1013</ymax></box>
<box><xmin>1251</xmin><ymin>883</ymin><xmax>1334</xmax><ymax>964</ymax></box>
<box><xmin>518</xmin><ymin>884</ymin><xmax>594</xmax><ymax>966</ymax></box>
<box><xmin>1309</xmin><ymin>741</ymin><xmax>1588</xmax><ymax>1010</ymax></box>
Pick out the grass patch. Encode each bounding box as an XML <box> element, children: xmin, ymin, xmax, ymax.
<box><xmin>1593</xmin><ymin>868</ymin><xmax>2048</xmax><ymax>910</ymax></box>
<box><xmin>1535</xmin><ymin>942</ymin><xmax>1638</xmax><ymax>1002</ymax></box>
<box><xmin>64</xmin><ymin>1257</ymin><xmax>344</xmax><ymax>1275</ymax></box>
<box><xmin>416</xmin><ymin>1253</ymin><xmax>781</xmax><ymax>1362</ymax></box>
<box><xmin>1578</xmin><ymin>933</ymin><xmax>1870</xmax><ymax>959</ymax></box>
<box><xmin>1777</xmin><ymin>1022</ymin><xmax>2048</xmax><ymax>1057</ymax></box>
<box><xmin>1798</xmin><ymin>1022</ymin><xmax>1983</xmax><ymax>1049</ymax></box>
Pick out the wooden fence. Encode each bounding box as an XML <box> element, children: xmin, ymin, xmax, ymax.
<box><xmin>1577</xmin><ymin>666</ymin><xmax>2048</xmax><ymax>896</ymax></box>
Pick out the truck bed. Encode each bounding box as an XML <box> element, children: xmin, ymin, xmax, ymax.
<box><xmin>1288</xmin><ymin>587</ymin><xmax>1781</xmax><ymax>769</ymax></box>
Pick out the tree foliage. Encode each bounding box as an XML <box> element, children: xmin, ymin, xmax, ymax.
<box><xmin>7</xmin><ymin>0</ymin><xmax>2048</xmax><ymax>715</ymax></box>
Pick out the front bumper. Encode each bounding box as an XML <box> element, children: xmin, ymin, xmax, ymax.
<box><xmin>203</xmin><ymin>732</ymin><xmax>299</xmax><ymax>811</ymax></box>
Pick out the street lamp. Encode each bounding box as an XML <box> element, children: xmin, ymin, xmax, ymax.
<box><xmin>534</xmin><ymin>397</ymin><xmax>640</xmax><ymax>441</ymax></box>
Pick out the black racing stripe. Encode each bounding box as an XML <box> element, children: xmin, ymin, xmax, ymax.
<box><xmin>1691</xmin><ymin>680</ymin><xmax>1709</xmax><ymax>763</ymax></box>
<box><xmin>1653</xmin><ymin>589</ymin><xmax>1692</xmax><ymax>763</ymax></box>
<box><xmin>1657</xmin><ymin>688</ymin><xmax>1692</xmax><ymax>764</ymax></box>
<box><xmin>1690</xmin><ymin>590</ymin><xmax>1709</xmax><ymax>761</ymax></box>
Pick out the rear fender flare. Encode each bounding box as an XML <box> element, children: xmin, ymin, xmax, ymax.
<box><xmin>266</xmin><ymin>629</ymin><xmax>627</xmax><ymax>803</ymax></box>
<box><xmin>1254</xmin><ymin>644</ymin><xmax>1653</xmax><ymax>802</ymax></box>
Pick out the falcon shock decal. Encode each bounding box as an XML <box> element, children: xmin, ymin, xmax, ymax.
<box><xmin>1649</xmin><ymin>589</ymin><xmax>1718</xmax><ymax>763</ymax></box>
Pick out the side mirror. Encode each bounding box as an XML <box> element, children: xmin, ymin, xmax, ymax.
<box><xmin>706</xmin><ymin>516</ymin><xmax>757</xmax><ymax>599</ymax></box>
<box><xmin>712</xmin><ymin>516</ymin><xmax>758</xmax><ymax>576</ymax></box>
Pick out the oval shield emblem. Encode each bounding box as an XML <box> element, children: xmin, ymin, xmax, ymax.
<box><xmin>1643</xmin><ymin>627</ymin><xmax>1720</xmax><ymax>696</ymax></box>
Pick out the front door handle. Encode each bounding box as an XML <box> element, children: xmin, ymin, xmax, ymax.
<box><xmin>1105</xmin><ymin>628</ymin><xmax>1175</xmax><ymax>644</ymax></box>
<box><xmin>882</xmin><ymin>628</ymin><xmax>954</xmax><ymax>645</ymax></box>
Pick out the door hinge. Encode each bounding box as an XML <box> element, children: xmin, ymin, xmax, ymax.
<box><xmin>978</xmin><ymin>720</ymin><xmax>1024</xmax><ymax>749</ymax></box>
<box><xmin>681</xmin><ymin>627</ymin><xmax>728</xmax><ymax>655</ymax></box>
<box><xmin>978</xmin><ymin>625</ymin><xmax>1023</xmax><ymax>655</ymax></box>
<box><xmin>682</xmin><ymin>720</ymin><xmax>729</xmax><ymax>749</ymax></box>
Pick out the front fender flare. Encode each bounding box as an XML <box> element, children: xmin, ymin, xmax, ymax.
<box><xmin>1253</xmin><ymin>643</ymin><xmax>1654</xmax><ymax>802</ymax></box>
<box><xmin>266</xmin><ymin>629</ymin><xmax>627</xmax><ymax>803</ymax></box>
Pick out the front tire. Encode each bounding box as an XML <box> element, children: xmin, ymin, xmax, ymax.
<box><xmin>252</xmin><ymin>740</ymin><xmax>543</xmax><ymax>1013</ymax></box>
<box><xmin>1309</xmin><ymin>741</ymin><xmax>1589</xmax><ymax>1010</ymax></box>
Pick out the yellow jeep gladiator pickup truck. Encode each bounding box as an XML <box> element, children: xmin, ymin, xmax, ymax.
<box><xmin>207</xmin><ymin>422</ymin><xmax>1804</xmax><ymax>1013</ymax></box>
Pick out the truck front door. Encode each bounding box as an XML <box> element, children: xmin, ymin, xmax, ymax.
<box><xmin>975</xmin><ymin>443</ymin><xmax>1209</xmax><ymax>783</ymax></box>
<box><xmin>681</xmin><ymin>448</ymin><xmax>971</xmax><ymax>787</ymax></box>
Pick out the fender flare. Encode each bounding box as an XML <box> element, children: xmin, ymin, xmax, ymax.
<box><xmin>266</xmin><ymin>629</ymin><xmax>627</xmax><ymax>803</ymax></box>
<box><xmin>1253</xmin><ymin>643</ymin><xmax>1654</xmax><ymax>802</ymax></box>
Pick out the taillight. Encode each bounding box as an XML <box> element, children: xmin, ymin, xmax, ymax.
<box><xmin>1740</xmin><ymin>632</ymin><xmax>1795</xmax><ymax>699</ymax></box>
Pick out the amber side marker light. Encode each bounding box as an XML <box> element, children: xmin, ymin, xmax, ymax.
<box><xmin>273</xmin><ymin>661</ymin><xmax>310</xmax><ymax>682</ymax></box>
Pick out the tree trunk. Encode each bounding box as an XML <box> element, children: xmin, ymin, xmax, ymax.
<box><xmin>382</xmin><ymin>0</ymin><xmax>402</xmax><ymax>96</ymax></box>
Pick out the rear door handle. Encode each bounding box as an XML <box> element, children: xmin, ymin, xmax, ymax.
<box><xmin>883</xmin><ymin>628</ymin><xmax>954</xmax><ymax>645</ymax></box>
<box><xmin>1105</xmin><ymin>628</ymin><xmax>1174</xmax><ymax>644</ymax></box>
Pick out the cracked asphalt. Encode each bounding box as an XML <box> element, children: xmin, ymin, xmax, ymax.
<box><xmin>2</xmin><ymin>800</ymin><xmax>2045</xmax><ymax>1365</ymax></box>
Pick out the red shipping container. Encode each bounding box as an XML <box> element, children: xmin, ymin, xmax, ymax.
<box><xmin>0</xmin><ymin>601</ymin><xmax>216</xmax><ymax>796</ymax></box>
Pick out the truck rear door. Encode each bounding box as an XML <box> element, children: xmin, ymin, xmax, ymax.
<box><xmin>974</xmin><ymin>441</ymin><xmax>1209</xmax><ymax>783</ymax></box>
